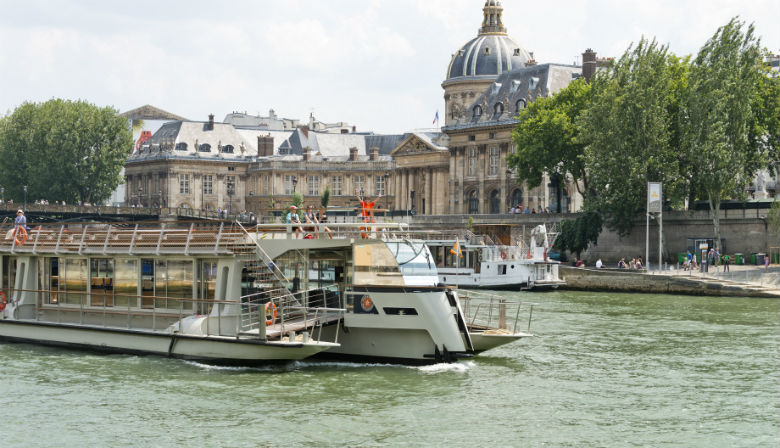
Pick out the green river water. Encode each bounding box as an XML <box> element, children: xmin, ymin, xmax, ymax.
<box><xmin>0</xmin><ymin>291</ymin><xmax>778</xmax><ymax>447</ymax></box>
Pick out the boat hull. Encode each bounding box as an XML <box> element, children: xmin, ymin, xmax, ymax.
<box><xmin>469</xmin><ymin>331</ymin><xmax>532</xmax><ymax>354</ymax></box>
<box><xmin>0</xmin><ymin>320</ymin><xmax>336</xmax><ymax>365</ymax></box>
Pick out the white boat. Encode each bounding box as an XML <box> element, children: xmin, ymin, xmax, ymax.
<box><xmin>0</xmin><ymin>221</ymin><xmax>483</xmax><ymax>364</ymax></box>
<box><xmin>424</xmin><ymin>225</ymin><xmax>565</xmax><ymax>290</ymax></box>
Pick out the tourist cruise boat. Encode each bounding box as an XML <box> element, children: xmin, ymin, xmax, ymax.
<box><xmin>0</xmin><ymin>221</ymin><xmax>530</xmax><ymax>364</ymax></box>
<box><xmin>422</xmin><ymin>225</ymin><xmax>565</xmax><ymax>290</ymax></box>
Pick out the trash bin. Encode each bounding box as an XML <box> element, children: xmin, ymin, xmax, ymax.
<box><xmin>774</xmin><ymin>252</ymin><xmax>780</xmax><ymax>264</ymax></box>
<box><xmin>735</xmin><ymin>253</ymin><xmax>744</xmax><ymax>265</ymax></box>
<box><xmin>750</xmin><ymin>253</ymin><xmax>757</xmax><ymax>265</ymax></box>
<box><xmin>756</xmin><ymin>253</ymin><xmax>766</xmax><ymax>265</ymax></box>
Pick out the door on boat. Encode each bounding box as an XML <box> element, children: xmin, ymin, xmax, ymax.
<box><xmin>198</xmin><ymin>261</ymin><xmax>217</xmax><ymax>315</ymax></box>
<box><xmin>141</xmin><ymin>259</ymin><xmax>154</xmax><ymax>309</ymax></box>
<box><xmin>90</xmin><ymin>258</ymin><xmax>114</xmax><ymax>307</ymax></box>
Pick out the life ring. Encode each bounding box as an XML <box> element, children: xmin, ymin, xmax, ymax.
<box><xmin>264</xmin><ymin>301</ymin><xmax>278</xmax><ymax>326</ymax></box>
<box><xmin>501</xmin><ymin>251</ymin><xmax>507</xmax><ymax>260</ymax></box>
<box><xmin>360</xmin><ymin>295</ymin><xmax>374</xmax><ymax>312</ymax></box>
<box><xmin>13</xmin><ymin>227</ymin><xmax>28</xmax><ymax>246</ymax></box>
<box><xmin>0</xmin><ymin>291</ymin><xmax>6</xmax><ymax>312</ymax></box>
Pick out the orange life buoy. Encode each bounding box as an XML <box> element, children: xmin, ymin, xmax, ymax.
<box><xmin>360</xmin><ymin>295</ymin><xmax>374</xmax><ymax>312</ymax></box>
<box><xmin>264</xmin><ymin>301</ymin><xmax>278</xmax><ymax>326</ymax></box>
<box><xmin>501</xmin><ymin>251</ymin><xmax>507</xmax><ymax>260</ymax></box>
<box><xmin>13</xmin><ymin>227</ymin><xmax>28</xmax><ymax>246</ymax></box>
<box><xmin>0</xmin><ymin>291</ymin><xmax>6</xmax><ymax>312</ymax></box>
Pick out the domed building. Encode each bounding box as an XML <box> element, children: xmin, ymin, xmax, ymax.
<box><xmin>442</xmin><ymin>0</ymin><xmax>531</xmax><ymax>127</ymax></box>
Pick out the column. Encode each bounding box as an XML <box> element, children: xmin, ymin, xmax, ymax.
<box><xmin>427</xmin><ymin>168</ymin><xmax>434</xmax><ymax>215</ymax></box>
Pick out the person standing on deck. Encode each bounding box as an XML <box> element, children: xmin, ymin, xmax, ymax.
<box><xmin>14</xmin><ymin>209</ymin><xmax>26</xmax><ymax>228</ymax></box>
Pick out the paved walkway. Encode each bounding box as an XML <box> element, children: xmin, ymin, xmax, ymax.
<box><xmin>655</xmin><ymin>264</ymin><xmax>779</xmax><ymax>296</ymax></box>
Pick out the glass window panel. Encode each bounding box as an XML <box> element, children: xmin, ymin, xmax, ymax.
<box><xmin>115</xmin><ymin>259</ymin><xmax>138</xmax><ymax>308</ymax></box>
<box><xmin>353</xmin><ymin>243</ymin><xmax>404</xmax><ymax>286</ymax></box>
<box><xmin>63</xmin><ymin>258</ymin><xmax>87</xmax><ymax>305</ymax></box>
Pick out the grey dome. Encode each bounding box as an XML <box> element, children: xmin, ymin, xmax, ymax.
<box><xmin>446</xmin><ymin>34</ymin><xmax>530</xmax><ymax>82</ymax></box>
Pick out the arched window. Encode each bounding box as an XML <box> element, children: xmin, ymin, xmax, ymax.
<box><xmin>175</xmin><ymin>142</ymin><xmax>188</xmax><ymax>151</ymax></box>
<box><xmin>198</xmin><ymin>143</ymin><xmax>211</xmax><ymax>152</ymax></box>
<box><xmin>494</xmin><ymin>102</ymin><xmax>504</xmax><ymax>117</ymax></box>
<box><xmin>511</xmin><ymin>188</ymin><xmax>523</xmax><ymax>208</ymax></box>
<box><xmin>473</xmin><ymin>105</ymin><xmax>482</xmax><ymax>118</ymax></box>
<box><xmin>222</xmin><ymin>144</ymin><xmax>234</xmax><ymax>154</ymax></box>
<box><xmin>468</xmin><ymin>190</ymin><xmax>479</xmax><ymax>214</ymax></box>
<box><xmin>515</xmin><ymin>98</ymin><xmax>527</xmax><ymax>113</ymax></box>
<box><xmin>489</xmin><ymin>190</ymin><xmax>500</xmax><ymax>214</ymax></box>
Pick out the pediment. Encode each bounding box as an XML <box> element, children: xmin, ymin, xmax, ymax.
<box><xmin>389</xmin><ymin>134</ymin><xmax>446</xmax><ymax>157</ymax></box>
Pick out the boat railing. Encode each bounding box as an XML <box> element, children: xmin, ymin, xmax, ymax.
<box><xmin>246</xmin><ymin>221</ymin><xmax>410</xmax><ymax>240</ymax></box>
<box><xmin>238</xmin><ymin>287</ymin><xmax>345</xmax><ymax>343</ymax></box>
<box><xmin>457</xmin><ymin>290</ymin><xmax>536</xmax><ymax>335</ymax></box>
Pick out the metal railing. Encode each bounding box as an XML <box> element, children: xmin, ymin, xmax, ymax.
<box><xmin>457</xmin><ymin>290</ymin><xmax>536</xmax><ymax>335</ymax></box>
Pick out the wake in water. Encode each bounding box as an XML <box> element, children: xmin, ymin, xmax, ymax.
<box><xmin>182</xmin><ymin>359</ymin><xmax>475</xmax><ymax>374</ymax></box>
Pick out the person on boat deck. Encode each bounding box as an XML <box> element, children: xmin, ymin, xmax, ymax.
<box><xmin>285</xmin><ymin>205</ymin><xmax>303</xmax><ymax>238</ymax></box>
<box><xmin>356</xmin><ymin>189</ymin><xmax>381</xmax><ymax>238</ymax></box>
<box><xmin>14</xmin><ymin>209</ymin><xmax>26</xmax><ymax>228</ymax></box>
<box><xmin>303</xmin><ymin>205</ymin><xmax>319</xmax><ymax>237</ymax></box>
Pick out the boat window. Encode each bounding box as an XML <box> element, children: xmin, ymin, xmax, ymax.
<box><xmin>386</xmin><ymin>241</ymin><xmax>438</xmax><ymax>280</ymax></box>
<box><xmin>114</xmin><ymin>259</ymin><xmax>138</xmax><ymax>308</ymax></box>
<box><xmin>353</xmin><ymin>243</ymin><xmax>404</xmax><ymax>286</ymax></box>
<box><xmin>90</xmin><ymin>258</ymin><xmax>114</xmax><ymax>307</ymax></box>
<box><xmin>155</xmin><ymin>260</ymin><xmax>194</xmax><ymax>311</ymax></box>
<box><xmin>63</xmin><ymin>258</ymin><xmax>88</xmax><ymax>305</ymax></box>
<box><xmin>40</xmin><ymin>258</ymin><xmax>58</xmax><ymax>304</ymax></box>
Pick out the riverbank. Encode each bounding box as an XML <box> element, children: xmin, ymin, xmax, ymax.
<box><xmin>560</xmin><ymin>264</ymin><xmax>780</xmax><ymax>298</ymax></box>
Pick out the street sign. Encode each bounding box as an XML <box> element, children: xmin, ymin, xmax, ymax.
<box><xmin>647</xmin><ymin>182</ymin><xmax>662</xmax><ymax>213</ymax></box>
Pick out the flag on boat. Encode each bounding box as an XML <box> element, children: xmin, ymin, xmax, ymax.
<box><xmin>432</xmin><ymin>110</ymin><xmax>439</xmax><ymax>126</ymax></box>
<box><xmin>450</xmin><ymin>238</ymin><xmax>463</xmax><ymax>258</ymax></box>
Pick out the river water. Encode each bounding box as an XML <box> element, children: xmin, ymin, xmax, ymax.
<box><xmin>1</xmin><ymin>291</ymin><xmax>777</xmax><ymax>447</ymax></box>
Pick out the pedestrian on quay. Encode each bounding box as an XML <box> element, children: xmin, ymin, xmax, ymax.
<box><xmin>722</xmin><ymin>253</ymin><xmax>730</xmax><ymax>272</ymax></box>
<box><xmin>766</xmin><ymin>255</ymin><xmax>770</xmax><ymax>271</ymax></box>
<box><xmin>595</xmin><ymin>258</ymin><xmax>603</xmax><ymax>269</ymax></box>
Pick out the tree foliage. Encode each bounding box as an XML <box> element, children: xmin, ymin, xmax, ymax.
<box><xmin>0</xmin><ymin>99</ymin><xmax>132</xmax><ymax>204</ymax></box>
<box><xmin>320</xmin><ymin>184</ymin><xmax>331</xmax><ymax>208</ymax></box>
<box><xmin>579</xmin><ymin>38</ymin><xmax>690</xmax><ymax>236</ymax></box>
<box><xmin>683</xmin><ymin>18</ymin><xmax>769</xmax><ymax>250</ymax></box>
<box><xmin>509</xmin><ymin>79</ymin><xmax>591</xmax><ymax>195</ymax></box>
<box><xmin>554</xmin><ymin>210</ymin><xmax>603</xmax><ymax>259</ymax></box>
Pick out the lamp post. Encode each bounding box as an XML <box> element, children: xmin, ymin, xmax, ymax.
<box><xmin>227</xmin><ymin>179</ymin><xmax>235</xmax><ymax>215</ymax></box>
<box><xmin>137</xmin><ymin>186</ymin><xmax>143</xmax><ymax>207</ymax></box>
<box><xmin>23</xmin><ymin>185</ymin><xmax>27</xmax><ymax>209</ymax></box>
<box><xmin>292</xmin><ymin>176</ymin><xmax>298</xmax><ymax>193</ymax></box>
<box><xmin>384</xmin><ymin>171</ymin><xmax>390</xmax><ymax>215</ymax></box>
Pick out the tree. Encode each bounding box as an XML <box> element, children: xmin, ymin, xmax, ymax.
<box><xmin>320</xmin><ymin>184</ymin><xmax>331</xmax><ymax>209</ymax></box>
<box><xmin>0</xmin><ymin>99</ymin><xmax>132</xmax><ymax>204</ymax></box>
<box><xmin>683</xmin><ymin>18</ymin><xmax>769</xmax><ymax>251</ymax></box>
<box><xmin>579</xmin><ymin>38</ymin><xmax>690</xmax><ymax>236</ymax></box>
<box><xmin>554</xmin><ymin>210</ymin><xmax>603</xmax><ymax>259</ymax></box>
<box><xmin>510</xmin><ymin>79</ymin><xmax>592</xmax><ymax>197</ymax></box>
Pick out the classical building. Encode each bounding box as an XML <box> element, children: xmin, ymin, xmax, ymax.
<box><xmin>125</xmin><ymin>0</ymin><xmax>594</xmax><ymax>215</ymax></box>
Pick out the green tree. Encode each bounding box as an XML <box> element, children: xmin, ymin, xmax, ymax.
<box><xmin>509</xmin><ymin>79</ymin><xmax>592</xmax><ymax>196</ymax></box>
<box><xmin>683</xmin><ymin>18</ymin><xmax>769</xmax><ymax>250</ymax></box>
<box><xmin>0</xmin><ymin>99</ymin><xmax>132</xmax><ymax>204</ymax></box>
<box><xmin>554</xmin><ymin>210</ymin><xmax>603</xmax><ymax>259</ymax></box>
<box><xmin>579</xmin><ymin>38</ymin><xmax>690</xmax><ymax>235</ymax></box>
<box><xmin>320</xmin><ymin>184</ymin><xmax>331</xmax><ymax>209</ymax></box>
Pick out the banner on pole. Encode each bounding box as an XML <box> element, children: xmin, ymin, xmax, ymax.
<box><xmin>647</xmin><ymin>182</ymin><xmax>662</xmax><ymax>214</ymax></box>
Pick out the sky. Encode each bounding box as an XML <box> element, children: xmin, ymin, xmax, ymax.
<box><xmin>1</xmin><ymin>0</ymin><xmax>778</xmax><ymax>134</ymax></box>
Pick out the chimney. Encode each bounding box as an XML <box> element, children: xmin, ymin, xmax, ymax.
<box><xmin>582</xmin><ymin>48</ymin><xmax>597</xmax><ymax>83</ymax></box>
<box><xmin>301</xmin><ymin>125</ymin><xmax>309</xmax><ymax>138</ymax></box>
<box><xmin>526</xmin><ymin>51</ymin><xmax>537</xmax><ymax>66</ymax></box>
<box><xmin>352</xmin><ymin>126</ymin><xmax>356</xmax><ymax>133</ymax></box>
<box><xmin>303</xmin><ymin>146</ymin><xmax>312</xmax><ymax>161</ymax></box>
<box><xmin>257</xmin><ymin>134</ymin><xmax>274</xmax><ymax>157</ymax></box>
<box><xmin>207</xmin><ymin>113</ymin><xmax>215</xmax><ymax>131</ymax></box>
<box><xmin>349</xmin><ymin>147</ymin><xmax>359</xmax><ymax>161</ymax></box>
<box><xmin>369</xmin><ymin>146</ymin><xmax>379</xmax><ymax>161</ymax></box>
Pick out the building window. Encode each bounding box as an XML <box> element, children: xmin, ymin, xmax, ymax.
<box><xmin>490</xmin><ymin>189</ymin><xmax>500</xmax><ymax>214</ymax></box>
<box><xmin>227</xmin><ymin>166</ymin><xmax>235</xmax><ymax>171</ymax></box>
<box><xmin>375</xmin><ymin>175</ymin><xmax>385</xmax><ymax>196</ymax></box>
<box><xmin>203</xmin><ymin>175</ymin><xmax>213</xmax><ymax>195</ymax></box>
<box><xmin>308</xmin><ymin>176</ymin><xmax>319</xmax><ymax>196</ymax></box>
<box><xmin>179</xmin><ymin>174</ymin><xmax>190</xmax><ymax>194</ymax></box>
<box><xmin>354</xmin><ymin>175</ymin><xmax>365</xmax><ymax>195</ymax></box>
<box><xmin>284</xmin><ymin>175</ymin><xmax>295</xmax><ymax>195</ymax></box>
<box><xmin>264</xmin><ymin>175</ymin><xmax>270</xmax><ymax>195</ymax></box>
<box><xmin>473</xmin><ymin>105</ymin><xmax>482</xmax><ymax>118</ymax></box>
<box><xmin>222</xmin><ymin>145</ymin><xmax>234</xmax><ymax>154</ymax></box>
<box><xmin>331</xmin><ymin>175</ymin><xmax>343</xmax><ymax>196</ymax></box>
<box><xmin>494</xmin><ymin>103</ymin><xmax>504</xmax><ymax>117</ymax></box>
<box><xmin>488</xmin><ymin>147</ymin><xmax>499</xmax><ymax>176</ymax></box>
<box><xmin>468</xmin><ymin>148</ymin><xmax>478</xmax><ymax>177</ymax></box>
<box><xmin>175</xmin><ymin>143</ymin><xmax>187</xmax><ymax>151</ymax></box>
<box><xmin>468</xmin><ymin>135</ymin><xmax>476</xmax><ymax>142</ymax></box>
<box><xmin>468</xmin><ymin>190</ymin><xmax>479</xmax><ymax>214</ymax></box>
<box><xmin>488</xmin><ymin>132</ymin><xmax>497</xmax><ymax>139</ymax></box>
<box><xmin>198</xmin><ymin>143</ymin><xmax>211</xmax><ymax>152</ymax></box>
<box><xmin>516</xmin><ymin>98</ymin><xmax>527</xmax><ymax>113</ymax></box>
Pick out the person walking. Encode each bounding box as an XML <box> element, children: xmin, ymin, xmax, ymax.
<box><xmin>722</xmin><ymin>253</ymin><xmax>730</xmax><ymax>272</ymax></box>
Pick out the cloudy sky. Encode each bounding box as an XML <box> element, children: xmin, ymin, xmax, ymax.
<box><xmin>1</xmin><ymin>0</ymin><xmax>778</xmax><ymax>134</ymax></box>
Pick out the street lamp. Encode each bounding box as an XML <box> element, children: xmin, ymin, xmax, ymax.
<box><xmin>23</xmin><ymin>185</ymin><xmax>27</xmax><ymax>209</ymax></box>
<box><xmin>384</xmin><ymin>171</ymin><xmax>390</xmax><ymax>214</ymax></box>
<box><xmin>292</xmin><ymin>176</ymin><xmax>298</xmax><ymax>193</ymax></box>
<box><xmin>227</xmin><ymin>180</ymin><xmax>235</xmax><ymax>215</ymax></box>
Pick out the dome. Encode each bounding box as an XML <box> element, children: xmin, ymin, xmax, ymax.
<box><xmin>444</xmin><ymin>0</ymin><xmax>531</xmax><ymax>83</ymax></box>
